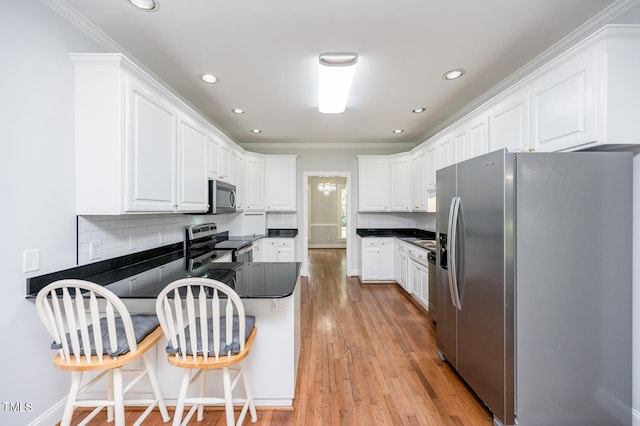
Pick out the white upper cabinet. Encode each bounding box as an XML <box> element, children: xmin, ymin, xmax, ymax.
<box><xmin>530</xmin><ymin>28</ymin><xmax>640</xmax><ymax>151</ymax></box>
<box><xmin>125</xmin><ymin>77</ymin><xmax>177</xmax><ymax>212</ymax></box>
<box><xmin>489</xmin><ymin>89</ymin><xmax>531</xmax><ymax>153</ymax></box>
<box><xmin>72</xmin><ymin>53</ymin><xmax>208</xmax><ymax>214</ymax></box>
<box><xmin>389</xmin><ymin>154</ymin><xmax>411</xmax><ymax>212</ymax></box>
<box><xmin>264</xmin><ymin>155</ymin><xmax>297</xmax><ymax>211</ymax></box>
<box><xmin>467</xmin><ymin>117</ymin><xmax>490</xmax><ymax>159</ymax></box>
<box><xmin>175</xmin><ymin>116</ymin><xmax>208</xmax><ymax>212</ymax></box>
<box><xmin>358</xmin><ymin>156</ymin><xmax>390</xmax><ymax>212</ymax></box>
<box><xmin>426</xmin><ymin>145</ymin><xmax>437</xmax><ymax>192</ymax></box>
<box><xmin>411</xmin><ymin>148</ymin><xmax>427</xmax><ymax>212</ymax></box>
<box><xmin>436</xmin><ymin>134</ymin><xmax>454</xmax><ymax>170</ymax></box>
<box><xmin>232</xmin><ymin>150</ymin><xmax>245</xmax><ymax>211</ymax></box>
<box><xmin>530</xmin><ymin>46</ymin><xmax>596</xmax><ymax>152</ymax></box>
<box><xmin>245</xmin><ymin>153</ymin><xmax>265</xmax><ymax>211</ymax></box>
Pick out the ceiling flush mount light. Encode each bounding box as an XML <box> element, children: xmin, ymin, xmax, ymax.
<box><xmin>250</xmin><ymin>129</ymin><xmax>262</xmax><ymax>134</ymax></box>
<box><xmin>443</xmin><ymin>69</ymin><xmax>465</xmax><ymax>80</ymax></box>
<box><xmin>393</xmin><ymin>129</ymin><xmax>404</xmax><ymax>134</ymax></box>
<box><xmin>232</xmin><ymin>108</ymin><xmax>245</xmax><ymax>114</ymax></box>
<box><xmin>200</xmin><ymin>74</ymin><xmax>219</xmax><ymax>84</ymax></box>
<box><xmin>318</xmin><ymin>52</ymin><xmax>358</xmax><ymax>114</ymax></box>
<box><xmin>412</xmin><ymin>107</ymin><xmax>426</xmax><ymax>113</ymax></box>
<box><xmin>127</xmin><ymin>0</ymin><xmax>158</xmax><ymax>11</ymax></box>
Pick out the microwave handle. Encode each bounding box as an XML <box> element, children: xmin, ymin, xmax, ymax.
<box><xmin>229</xmin><ymin>190</ymin><xmax>236</xmax><ymax>208</ymax></box>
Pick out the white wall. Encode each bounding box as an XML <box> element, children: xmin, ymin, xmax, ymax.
<box><xmin>0</xmin><ymin>1</ymin><xmax>105</xmax><ymax>423</ymax></box>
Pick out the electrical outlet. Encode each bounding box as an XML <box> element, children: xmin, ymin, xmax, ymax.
<box><xmin>89</xmin><ymin>241</ymin><xmax>101</xmax><ymax>260</ymax></box>
<box><xmin>23</xmin><ymin>249</ymin><xmax>40</xmax><ymax>272</ymax></box>
<box><xmin>271</xmin><ymin>299</ymin><xmax>283</xmax><ymax>312</ymax></box>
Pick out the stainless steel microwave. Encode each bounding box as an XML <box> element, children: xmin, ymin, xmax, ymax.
<box><xmin>208</xmin><ymin>180</ymin><xmax>236</xmax><ymax>214</ymax></box>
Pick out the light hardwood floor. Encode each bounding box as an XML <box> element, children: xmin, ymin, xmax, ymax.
<box><xmin>69</xmin><ymin>248</ymin><xmax>492</xmax><ymax>425</ymax></box>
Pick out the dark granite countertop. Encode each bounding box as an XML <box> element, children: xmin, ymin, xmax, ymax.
<box><xmin>356</xmin><ymin>228</ymin><xmax>436</xmax><ymax>252</ymax></box>
<box><xmin>267</xmin><ymin>229</ymin><xmax>298</xmax><ymax>237</ymax></box>
<box><xmin>26</xmin><ymin>242</ymin><xmax>300</xmax><ymax>300</ymax></box>
<box><xmin>356</xmin><ymin>228</ymin><xmax>435</xmax><ymax>239</ymax></box>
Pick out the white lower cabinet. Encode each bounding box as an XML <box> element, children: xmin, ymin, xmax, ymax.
<box><xmin>408</xmin><ymin>246</ymin><xmax>430</xmax><ymax>309</ymax></box>
<box><xmin>260</xmin><ymin>238</ymin><xmax>295</xmax><ymax>262</ymax></box>
<box><xmin>361</xmin><ymin>238</ymin><xmax>394</xmax><ymax>282</ymax></box>
<box><xmin>395</xmin><ymin>241</ymin><xmax>409</xmax><ymax>290</ymax></box>
<box><xmin>251</xmin><ymin>241</ymin><xmax>261</xmax><ymax>262</ymax></box>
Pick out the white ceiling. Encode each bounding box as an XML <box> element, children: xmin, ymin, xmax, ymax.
<box><xmin>48</xmin><ymin>0</ymin><xmax>633</xmax><ymax>149</ymax></box>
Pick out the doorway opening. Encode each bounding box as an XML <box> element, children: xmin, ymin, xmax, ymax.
<box><xmin>308</xmin><ymin>176</ymin><xmax>347</xmax><ymax>248</ymax></box>
<box><xmin>302</xmin><ymin>172</ymin><xmax>351</xmax><ymax>276</ymax></box>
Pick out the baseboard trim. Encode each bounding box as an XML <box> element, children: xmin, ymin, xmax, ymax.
<box><xmin>27</xmin><ymin>398</ymin><xmax>65</xmax><ymax>426</ymax></box>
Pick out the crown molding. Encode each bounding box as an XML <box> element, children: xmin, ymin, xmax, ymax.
<box><xmin>240</xmin><ymin>142</ymin><xmax>417</xmax><ymax>151</ymax></box>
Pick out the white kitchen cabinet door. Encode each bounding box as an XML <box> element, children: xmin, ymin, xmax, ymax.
<box><xmin>395</xmin><ymin>241</ymin><xmax>409</xmax><ymax>290</ymax></box>
<box><xmin>358</xmin><ymin>156</ymin><xmax>390</xmax><ymax>212</ymax></box>
<box><xmin>276</xmin><ymin>239</ymin><xmax>295</xmax><ymax>262</ymax></box>
<box><xmin>437</xmin><ymin>134</ymin><xmax>453</xmax><ymax>170</ymax></box>
<box><xmin>426</xmin><ymin>145</ymin><xmax>437</xmax><ymax>192</ymax></box>
<box><xmin>467</xmin><ymin>117</ymin><xmax>489</xmax><ymax>159</ymax></box>
<box><xmin>261</xmin><ymin>239</ymin><xmax>276</xmax><ymax>262</ymax></box>
<box><xmin>265</xmin><ymin>156</ymin><xmax>297</xmax><ymax>211</ymax></box>
<box><xmin>218</xmin><ymin>143</ymin><xmax>231</xmax><ymax>182</ymax></box>
<box><xmin>207</xmin><ymin>136</ymin><xmax>220</xmax><ymax>180</ymax></box>
<box><xmin>530</xmin><ymin>48</ymin><xmax>596</xmax><ymax>152</ymax></box>
<box><xmin>361</xmin><ymin>238</ymin><xmax>394</xmax><ymax>281</ymax></box>
<box><xmin>453</xmin><ymin>126</ymin><xmax>467</xmax><ymax>164</ymax></box>
<box><xmin>411</xmin><ymin>148</ymin><xmax>427</xmax><ymax>212</ymax></box>
<box><xmin>389</xmin><ymin>154</ymin><xmax>411</xmax><ymax>212</ymax></box>
<box><xmin>233</xmin><ymin>150</ymin><xmax>245</xmax><ymax>211</ymax></box>
<box><xmin>175</xmin><ymin>116</ymin><xmax>208</xmax><ymax>212</ymax></box>
<box><xmin>408</xmin><ymin>255</ymin><xmax>429</xmax><ymax>309</ymax></box>
<box><xmin>416</xmin><ymin>260</ymin><xmax>429</xmax><ymax>308</ymax></box>
<box><xmin>125</xmin><ymin>77</ymin><xmax>177</xmax><ymax>212</ymax></box>
<box><xmin>489</xmin><ymin>91</ymin><xmax>531</xmax><ymax>153</ymax></box>
<box><xmin>245</xmin><ymin>154</ymin><xmax>265</xmax><ymax>211</ymax></box>
<box><xmin>260</xmin><ymin>238</ymin><xmax>295</xmax><ymax>262</ymax></box>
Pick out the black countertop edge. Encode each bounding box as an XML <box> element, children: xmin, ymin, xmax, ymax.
<box><xmin>267</xmin><ymin>228</ymin><xmax>298</xmax><ymax>237</ymax></box>
<box><xmin>26</xmin><ymin>242</ymin><xmax>184</xmax><ymax>297</ymax></box>
<box><xmin>356</xmin><ymin>228</ymin><xmax>435</xmax><ymax>239</ymax></box>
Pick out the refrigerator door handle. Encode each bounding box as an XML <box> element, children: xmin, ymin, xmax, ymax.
<box><xmin>447</xmin><ymin>196</ymin><xmax>462</xmax><ymax>310</ymax></box>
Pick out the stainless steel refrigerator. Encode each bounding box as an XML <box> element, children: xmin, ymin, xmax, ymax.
<box><xmin>435</xmin><ymin>149</ymin><xmax>632</xmax><ymax>426</ymax></box>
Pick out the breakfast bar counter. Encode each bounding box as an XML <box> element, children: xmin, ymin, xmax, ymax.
<box><xmin>26</xmin><ymin>244</ymin><xmax>302</xmax><ymax>407</ymax></box>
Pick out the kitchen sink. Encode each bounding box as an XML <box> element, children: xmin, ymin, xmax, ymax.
<box><xmin>411</xmin><ymin>239</ymin><xmax>436</xmax><ymax>250</ymax></box>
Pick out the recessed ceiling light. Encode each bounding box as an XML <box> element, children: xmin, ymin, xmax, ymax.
<box><xmin>127</xmin><ymin>0</ymin><xmax>157</xmax><ymax>11</ymax></box>
<box><xmin>250</xmin><ymin>129</ymin><xmax>262</xmax><ymax>134</ymax></box>
<box><xmin>200</xmin><ymin>74</ymin><xmax>219</xmax><ymax>84</ymax></box>
<box><xmin>393</xmin><ymin>129</ymin><xmax>404</xmax><ymax>134</ymax></box>
<box><xmin>443</xmin><ymin>69</ymin><xmax>465</xmax><ymax>80</ymax></box>
<box><xmin>232</xmin><ymin>108</ymin><xmax>245</xmax><ymax>114</ymax></box>
<box><xmin>412</xmin><ymin>107</ymin><xmax>426</xmax><ymax>113</ymax></box>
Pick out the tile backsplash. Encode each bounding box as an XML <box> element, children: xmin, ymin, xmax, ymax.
<box><xmin>77</xmin><ymin>213</ymin><xmax>237</xmax><ymax>265</ymax></box>
<box><xmin>357</xmin><ymin>212</ymin><xmax>435</xmax><ymax>231</ymax></box>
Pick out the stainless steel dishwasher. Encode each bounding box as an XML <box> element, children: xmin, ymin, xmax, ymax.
<box><xmin>427</xmin><ymin>250</ymin><xmax>437</xmax><ymax>323</ymax></box>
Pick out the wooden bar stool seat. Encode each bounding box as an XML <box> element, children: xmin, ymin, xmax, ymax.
<box><xmin>35</xmin><ymin>279</ymin><xmax>170</xmax><ymax>426</ymax></box>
